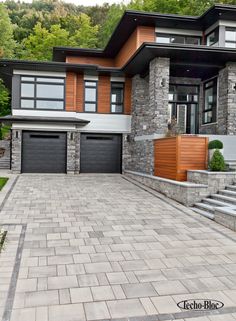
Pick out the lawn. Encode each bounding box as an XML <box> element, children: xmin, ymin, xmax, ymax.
<box><xmin>0</xmin><ymin>177</ymin><xmax>8</xmax><ymax>190</ymax></box>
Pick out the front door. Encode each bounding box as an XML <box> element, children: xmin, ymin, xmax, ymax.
<box><xmin>169</xmin><ymin>84</ymin><xmax>199</xmax><ymax>134</ymax></box>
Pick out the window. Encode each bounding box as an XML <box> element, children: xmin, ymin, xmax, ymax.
<box><xmin>156</xmin><ymin>33</ymin><xmax>201</xmax><ymax>45</ymax></box>
<box><xmin>203</xmin><ymin>78</ymin><xmax>217</xmax><ymax>124</ymax></box>
<box><xmin>20</xmin><ymin>76</ymin><xmax>65</xmax><ymax>110</ymax></box>
<box><xmin>206</xmin><ymin>28</ymin><xmax>219</xmax><ymax>46</ymax></box>
<box><xmin>84</xmin><ymin>81</ymin><xmax>97</xmax><ymax>112</ymax></box>
<box><xmin>225</xmin><ymin>27</ymin><xmax>236</xmax><ymax>48</ymax></box>
<box><xmin>111</xmin><ymin>82</ymin><xmax>124</xmax><ymax>113</ymax></box>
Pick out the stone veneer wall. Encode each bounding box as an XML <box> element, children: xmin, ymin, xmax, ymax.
<box><xmin>67</xmin><ymin>131</ymin><xmax>80</xmax><ymax>174</ymax></box>
<box><xmin>124</xmin><ymin>57</ymin><xmax>170</xmax><ymax>175</ymax></box>
<box><xmin>11</xmin><ymin>129</ymin><xmax>22</xmax><ymax>173</ymax></box>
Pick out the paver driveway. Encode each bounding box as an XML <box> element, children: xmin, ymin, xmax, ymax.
<box><xmin>1</xmin><ymin>174</ymin><xmax>236</xmax><ymax>321</ymax></box>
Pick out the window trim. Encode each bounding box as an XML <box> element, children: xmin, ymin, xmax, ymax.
<box><xmin>110</xmin><ymin>82</ymin><xmax>124</xmax><ymax>114</ymax></box>
<box><xmin>202</xmin><ymin>77</ymin><xmax>218</xmax><ymax>125</ymax></box>
<box><xmin>20</xmin><ymin>76</ymin><xmax>65</xmax><ymax>111</ymax></box>
<box><xmin>156</xmin><ymin>33</ymin><xmax>201</xmax><ymax>45</ymax></box>
<box><xmin>206</xmin><ymin>27</ymin><xmax>219</xmax><ymax>46</ymax></box>
<box><xmin>83</xmin><ymin>80</ymin><xmax>98</xmax><ymax>113</ymax></box>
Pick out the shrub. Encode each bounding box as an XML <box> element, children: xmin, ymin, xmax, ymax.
<box><xmin>208</xmin><ymin>139</ymin><xmax>223</xmax><ymax>150</ymax></box>
<box><xmin>209</xmin><ymin>149</ymin><xmax>226</xmax><ymax>171</ymax></box>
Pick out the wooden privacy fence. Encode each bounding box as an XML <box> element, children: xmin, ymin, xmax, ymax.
<box><xmin>154</xmin><ymin>135</ymin><xmax>209</xmax><ymax>181</ymax></box>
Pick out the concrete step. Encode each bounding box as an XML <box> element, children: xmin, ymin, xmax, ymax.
<box><xmin>203</xmin><ymin>198</ymin><xmax>231</xmax><ymax>207</ymax></box>
<box><xmin>191</xmin><ymin>207</ymin><xmax>214</xmax><ymax>220</ymax></box>
<box><xmin>211</xmin><ymin>193</ymin><xmax>236</xmax><ymax>205</ymax></box>
<box><xmin>226</xmin><ymin>185</ymin><xmax>236</xmax><ymax>191</ymax></box>
<box><xmin>195</xmin><ymin>202</ymin><xmax>215</xmax><ymax>213</ymax></box>
<box><xmin>219</xmin><ymin>189</ymin><xmax>236</xmax><ymax>197</ymax></box>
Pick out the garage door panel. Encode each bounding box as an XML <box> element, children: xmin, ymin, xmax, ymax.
<box><xmin>80</xmin><ymin>134</ymin><xmax>121</xmax><ymax>173</ymax></box>
<box><xmin>22</xmin><ymin>131</ymin><xmax>67</xmax><ymax>173</ymax></box>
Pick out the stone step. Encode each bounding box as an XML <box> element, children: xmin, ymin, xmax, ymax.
<box><xmin>195</xmin><ymin>202</ymin><xmax>215</xmax><ymax>213</ymax></box>
<box><xmin>211</xmin><ymin>193</ymin><xmax>236</xmax><ymax>205</ymax></box>
<box><xmin>203</xmin><ymin>198</ymin><xmax>231</xmax><ymax>207</ymax></box>
<box><xmin>191</xmin><ymin>207</ymin><xmax>214</xmax><ymax>220</ymax></box>
<box><xmin>219</xmin><ymin>189</ymin><xmax>236</xmax><ymax>197</ymax></box>
<box><xmin>226</xmin><ymin>185</ymin><xmax>236</xmax><ymax>191</ymax></box>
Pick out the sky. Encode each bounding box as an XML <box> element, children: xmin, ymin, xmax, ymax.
<box><xmin>8</xmin><ymin>0</ymin><xmax>129</xmax><ymax>6</ymax></box>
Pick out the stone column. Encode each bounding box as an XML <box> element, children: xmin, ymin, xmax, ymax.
<box><xmin>227</xmin><ymin>63</ymin><xmax>236</xmax><ymax>135</ymax></box>
<box><xmin>149</xmin><ymin>57</ymin><xmax>170</xmax><ymax>134</ymax></box>
<box><xmin>11</xmin><ymin>129</ymin><xmax>22</xmax><ymax>173</ymax></box>
<box><xmin>67</xmin><ymin>131</ymin><xmax>80</xmax><ymax>174</ymax></box>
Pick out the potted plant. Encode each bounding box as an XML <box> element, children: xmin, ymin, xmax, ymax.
<box><xmin>208</xmin><ymin>139</ymin><xmax>224</xmax><ymax>160</ymax></box>
<box><xmin>209</xmin><ymin>149</ymin><xmax>226</xmax><ymax>171</ymax></box>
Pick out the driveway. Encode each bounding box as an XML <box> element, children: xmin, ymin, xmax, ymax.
<box><xmin>0</xmin><ymin>174</ymin><xmax>236</xmax><ymax>321</ymax></box>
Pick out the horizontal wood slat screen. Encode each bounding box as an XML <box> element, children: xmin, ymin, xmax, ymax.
<box><xmin>154</xmin><ymin>136</ymin><xmax>209</xmax><ymax>181</ymax></box>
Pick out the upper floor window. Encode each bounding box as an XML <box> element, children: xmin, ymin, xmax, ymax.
<box><xmin>84</xmin><ymin>81</ymin><xmax>97</xmax><ymax>112</ymax></box>
<box><xmin>156</xmin><ymin>33</ymin><xmax>201</xmax><ymax>45</ymax></box>
<box><xmin>206</xmin><ymin>28</ymin><xmax>219</xmax><ymax>46</ymax></box>
<box><xmin>20</xmin><ymin>76</ymin><xmax>65</xmax><ymax>110</ymax></box>
<box><xmin>203</xmin><ymin>78</ymin><xmax>217</xmax><ymax>124</ymax></box>
<box><xmin>225</xmin><ymin>27</ymin><xmax>236</xmax><ymax>48</ymax></box>
<box><xmin>111</xmin><ymin>82</ymin><xmax>124</xmax><ymax>113</ymax></box>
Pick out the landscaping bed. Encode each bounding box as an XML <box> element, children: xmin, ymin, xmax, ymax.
<box><xmin>0</xmin><ymin>177</ymin><xmax>8</xmax><ymax>190</ymax></box>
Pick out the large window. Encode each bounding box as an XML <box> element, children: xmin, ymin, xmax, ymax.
<box><xmin>20</xmin><ymin>76</ymin><xmax>65</xmax><ymax>110</ymax></box>
<box><xmin>156</xmin><ymin>33</ymin><xmax>201</xmax><ymax>45</ymax></box>
<box><xmin>84</xmin><ymin>81</ymin><xmax>97</xmax><ymax>112</ymax></box>
<box><xmin>225</xmin><ymin>27</ymin><xmax>236</xmax><ymax>48</ymax></box>
<box><xmin>111</xmin><ymin>82</ymin><xmax>124</xmax><ymax>113</ymax></box>
<box><xmin>206</xmin><ymin>28</ymin><xmax>219</xmax><ymax>46</ymax></box>
<box><xmin>203</xmin><ymin>78</ymin><xmax>217</xmax><ymax>124</ymax></box>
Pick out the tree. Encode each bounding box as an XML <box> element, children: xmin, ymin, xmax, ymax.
<box><xmin>209</xmin><ymin>149</ymin><xmax>226</xmax><ymax>171</ymax></box>
<box><xmin>19</xmin><ymin>23</ymin><xmax>72</xmax><ymax>60</ymax></box>
<box><xmin>0</xmin><ymin>79</ymin><xmax>10</xmax><ymax>117</ymax></box>
<box><xmin>0</xmin><ymin>3</ymin><xmax>15</xmax><ymax>58</ymax></box>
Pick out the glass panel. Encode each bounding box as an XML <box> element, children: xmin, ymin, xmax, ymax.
<box><xmin>21</xmin><ymin>77</ymin><xmax>35</xmax><ymax>81</ymax></box>
<box><xmin>36</xmin><ymin>77</ymin><xmax>64</xmax><ymax>83</ymax></box>
<box><xmin>225</xmin><ymin>42</ymin><xmax>236</xmax><ymax>48</ymax></box>
<box><xmin>225</xmin><ymin>28</ymin><xmax>236</xmax><ymax>41</ymax></box>
<box><xmin>168</xmin><ymin>93</ymin><xmax>174</xmax><ymax>101</ymax></box>
<box><xmin>85</xmin><ymin>81</ymin><xmax>96</xmax><ymax>87</ymax></box>
<box><xmin>190</xmin><ymin>104</ymin><xmax>196</xmax><ymax>134</ymax></box>
<box><xmin>156</xmin><ymin>35</ymin><xmax>170</xmax><ymax>43</ymax></box>
<box><xmin>85</xmin><ymin>88</ymin><xmax>96</xmax><ymax>102</ymax></box>
<box><xmin>21</xmin><ymin>99</ymin><xmax>34</xmax><ymax>108</ymax></box>
<box><xmin>84</xmin><ymin>103</ymin><xmax>96</xmax><ymax>112</ymax></box>
<box><xmin>111</xmin><ymin>89</ymin><xmax>123</xmax><ymax>103</ymax></box>
<box><xmin>170</xmin><ymin>35</ymin><xmax>185</xmax><ymax>44</ymax></box>
<box><xmin>36</xmin><ymin>84</ymin><xmax>64</xmax><ymax>99</ymax></box>
<box><xmin>207</xmin><ymin>29</ymin><xmax>219</xmax><ymax>46</ymax></box>
<box><xmin>111</xmin><ymin>104</ymin><xmax>123</xmax><ymax>113</ymax></box>
<box><xmin>205</xmin><ymin>87</ymin><xmax>214</xmax><ymax>108</ymax></box>
<box><xmin>21</xmin><ymin>83</ymin><xmax>34</xmax><ymax>97</ymax></box>
<box><xmin>36</xmin><ymin>100</ymin><xmax>64</xmax><ymax>110</ymax></box>
<box><xmin>185</xmin><ymin>37</ymin><xmax>200</xmax><ymax>45</ymax></box>
<box><xmin>204</xmin><ymin>111</ymin><xmax>212</xmax><ymax>123</ymax></box>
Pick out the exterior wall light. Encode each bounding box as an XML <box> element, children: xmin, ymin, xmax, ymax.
<box><xmin>160</xmin><ymin>78</ymin><xmax>166</xmax><ymax>87</ymax></box>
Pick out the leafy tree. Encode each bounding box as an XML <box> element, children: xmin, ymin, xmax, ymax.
<box><xmin>0</xmin><ymin>3</ymin><xmax>15</xmax><ymax>58</ymax></box>
<box><xmin>0</xmin><ymin>80</ymin><xmax>10</xmax><ymax>117</ymax></box>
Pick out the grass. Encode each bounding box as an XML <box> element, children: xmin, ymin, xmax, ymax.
<box><xmin>1</xmin><ymin>125</ymin><xmax>11</xmax><ymax>139</ymax></box>
<box><xmin>0</xmin><ymin>177</ymin><xmax>8</xmax><ymax>191</ymax></box>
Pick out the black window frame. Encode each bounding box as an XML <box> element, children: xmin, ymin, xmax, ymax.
<box><xmin>20</xmin><ymin>76</ymin><xmax>65</xmax><ymax>111</ymax></box>
<box><xmin>110</xmin><ymin>82</ymin><xmax>124</xmax><ymax>114</ymax></box>
<box><xmin>156</xmin><ymin>33</ymin><xmax>201</xmax><ymax>45</ymax></box>
<box><xmin>84</xmin><ymin>80</ymin><xmax>97</xmax><ymax>113</ymax></box>
<box><xmin>206</xmin><ymin>28</ymin><xmax>219</xmax><ymax>46</ymax></box>
<box><xmin>225</xmin><ymin>27</ymin><xmax>236</xmax><ymax>48</ymax></box>
<box><xmin>202</xmin><ymin>78</ymin><xmax>217</xmax><ymax>125</ymax></box>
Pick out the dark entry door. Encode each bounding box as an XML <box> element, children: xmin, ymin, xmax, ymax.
<box><xmin>22</xmin><ymin>131</ymin><xmax>67</xmax><ymax>173</ymax></box>
<box><xmin>80</xmin><ymin>133</ymin><xmax>121</xmax><ymax>173</ymax></box>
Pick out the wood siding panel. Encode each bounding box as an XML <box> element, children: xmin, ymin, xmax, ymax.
<box><xmin>124</xmin><ymin>78</ymin><xmax>132</xmax><ymax>115</ymax></box>
<box><xmin>66</xmin><ymin>72</ymin><xmax>77</xmax><ymax>112</ymax></box>
<box><xmin>98</xmin><ymin>75</ymin><xmax>110</xmax><ymax>113</ymax></box>
<box><xmin>154</xmin><ymin>136</ymin><xmax>208</xmax><ymax>181</ymax></box>
<box><xmin>137</xmin><ymin>26</ymin><xmax>156</xmax><ymax>45</ymax></box>
<box><xmin>115</xmin><ymin>29</ymin><xmax>138</xmax><ymax>68</ymax></box>
<box><xmin>66</xmin><ymin>56</ymin><xmax>115</xmax><ymax>67</ymax></box>
<box><xmin>76</xmin><ymin>74</ymin><xmax>84</xmax><ymax>112</ymax></box>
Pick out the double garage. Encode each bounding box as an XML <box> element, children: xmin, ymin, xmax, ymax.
<box><xmin>21</xmin><ymin>131</ymin><xmax>122</xmax><ymax>174</ymax></box>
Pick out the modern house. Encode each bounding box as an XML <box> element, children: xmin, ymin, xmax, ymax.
<box><xmin>1</xmin><ymin>4</ymin><xmax>236</xmax><ymax>174</ymax></box>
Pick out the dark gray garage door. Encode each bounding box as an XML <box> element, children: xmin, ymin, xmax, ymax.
<box><xmin>22</xmin><ymin>131</ymin><xmax>67</xmax><ymax>173</ymax></box>
<box><xmin>80</xmin><ymin>133</ymin><xmax>121</xmax><ymax>173</ymax></box>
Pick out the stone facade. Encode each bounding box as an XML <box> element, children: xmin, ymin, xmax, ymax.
<box><xmin>0</xmin><ymin>140</ymin><xmax>10</xmax><ymax>170</ymax></box>
<box><xmin>124</xmin><ymin>58</ymin><xmax>170</xmax><ymax>175</ymax></box>
<box><xmin>215</xmin><ymin>207</ymin><xmax>236</xmax><ymax>232</ymax></box>
<box><xmin>67</xmin><ymin>131</ymin><xmax>80</xmax><ymax>174</ymax></box>
<box><xmin>11</xmin><ymin>129</ymin><xmax>22</xmax><ymax>173</ymax></box>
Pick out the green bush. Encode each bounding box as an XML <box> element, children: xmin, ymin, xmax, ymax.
<box><xmin>209</xmin><ymin>149</ymin><xmax>226</xmax><ymax>171</ymax></box>
<box><xmin>208</xmin><ymin>139</ymin><xmax>223</xmax><ymax>150</ymax></box>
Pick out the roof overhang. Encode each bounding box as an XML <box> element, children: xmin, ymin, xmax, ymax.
<box><xmin>122</xmin><ymin>43</ymin><xmax>236</xmax><ymax>79</ymax></box>
<box><xmin>53</xmin><ymin>4</ymin><xmax>236</xmax><ymax>61</ymax></box>
<box><xmin>0</xmin><ymin>115</ymin><xmax>90</xmax><ymax>126</ymax></box>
